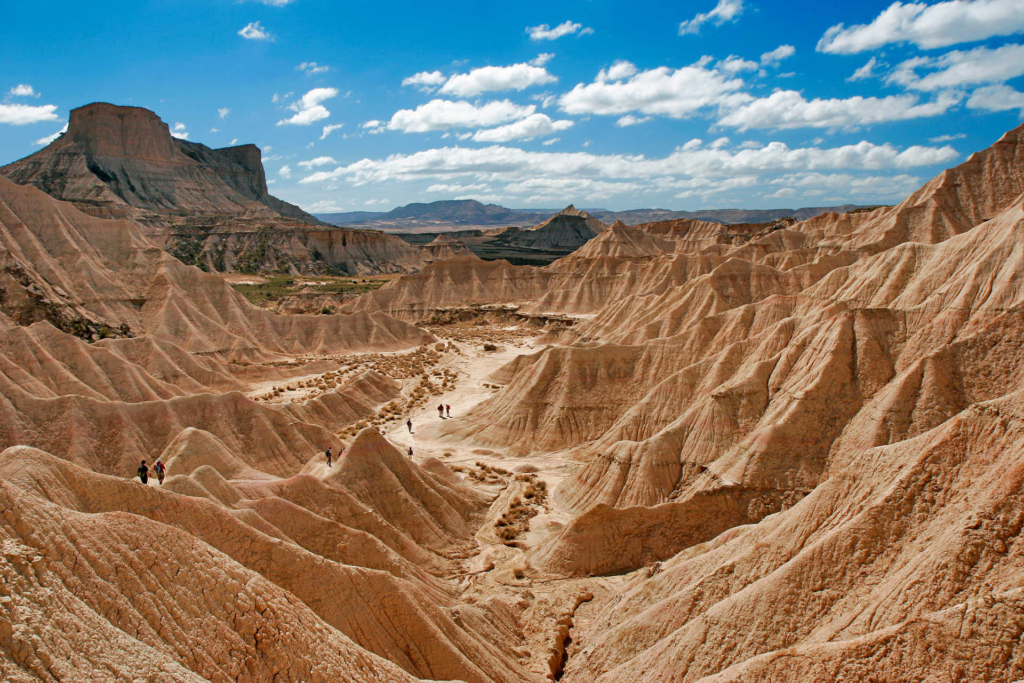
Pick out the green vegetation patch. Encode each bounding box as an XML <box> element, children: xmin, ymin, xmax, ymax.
<box><xmin>231</xmin><ymin>275</ymin><xmax>388</xmax><ymax>306</ymax></box>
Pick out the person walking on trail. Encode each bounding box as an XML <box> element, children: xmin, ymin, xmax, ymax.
<box><xmin>137</xmin><ymin>460</ymin><xmax>149</xmax><ymax>485</ymax></box>
<box><xmin>438</xmin><ymin>404</ymin><xmax>444</xmax><ymax>419</ymax></box>
<box><xmin>153</xmin><ymin>458</ymin><xmax>166</xmax><ymax>485</ymax></box>
<box><xmin>408</xmin><ymin>446</ymin><xmax>414</xmax><ymax>457</ymax></box>
<box><xmin>325</xmin><ymin>447</ymin><xmax>332</xmax><ymax>468</ymax></box>
<box><xmin>407</xmin><ymin>418</ymin><xmax>413</xmax><ymax>433</ymax></box>
<box><xmin>446</xmin><ymin>404</ymin><xmax>451</xmax><ymax>418</ymax></box>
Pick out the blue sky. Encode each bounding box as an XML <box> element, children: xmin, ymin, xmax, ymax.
<box><xmin>2</xmin><ymin>0</ymin><xmax>1024</xmax><ymax>212</ymax></box>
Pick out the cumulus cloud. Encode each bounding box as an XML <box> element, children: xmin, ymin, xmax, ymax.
<box><xmin>532</xmin><ymin>53</ymin><xmax>555</xmax><ymax>67</ymax></box>
<box><xmin>766</xmin><ymin>171</ymin><xmax>924</xmax><ymax>198</ymax></box>
<box><xmin>0</xmin><ymin>103</ymin><xmax>59</xmax><ymax>125</ymax></box>
<box><xmin>527</xmin><ymin>21</ymin><xmax>591</xmax><ymax>41</ymax></box>
<box><xmin>403</xmin><ymin>71</ymin><xmax>447</xmax><ymax>90</ymax></box>
<box><xmin>321</xmin><ymin>123</ymin><xmax>344</xmax><ymax>139</ymax></box>
<box><xmin>616</xmin><ymin>114</ymin><xmax>652</xmax><ymax>126</ymax></box>
<box><xmin>716</xmin><ymin>89</ymin><xmax>961</xmax><ymax>130</ymax></box>
<box><xmin>817</xmin><ymin>0</ymin><xmax>1024</xmax><ymax>53</ymax></box>
<box><xmin>8</xmin><ymin>84</ymin><xmax>38</xmax><ymax>97</ymax></box>
<box><xmin>559</xmin><ymin>62</ymin><xmax>748</xmax><ymax>118</ymax></box>
<box><xmin>888</xmin><ymin>43</ymin><xmax>1024</xmax><ymax>91</ymax></box>
<box><xmin>966</xmin><ymin>83</ymin><xmax>1024</xmax><ymax>114</ymax></box>
<box><xmin>218</xmin><ymin>107</ymin><xmax>230</xmax><ymax>120</ymax></box>
<box><xmin>277</xmin><ymin>88</ymin><xmax>339</xmax><ymax>126</ymax></box>
<box><xmin>297</xmin><ymin>61</ymin><xmax>331</xmax><ymax>75</ymax></box>
<box><xmin>35</xmin><ymin>122</ymin><xmax>67</xmax><ymax>145</ymax></box>
<box><xmin>471</xmin><ymin>113</ymin><xmax>573</xmax><ymax>142</ymax></box>
<box><xmin>299</xmin><ymin>139</ymin><xmax>957</xmax><ymax>189</ymax></box>
<box><xmin>760</xmin><ymin>45</ymin><xmax>795</xmax><ymax>66</ymax></box>
<box><xmin>386</xmin><ymin>99</ymin><xmax>535</xmax><ymax>133</ymax></box>
<box><xmin>438</xmin><ymin>62</ymin><xmax>557</xmax><ymax>98</ymax></box>
<box><xmin>679</xmin><ymin>0</ymin><xmax>745</xmax><ymax>35</ymax></box>
<box><xmin>848</xmin><ymin>57</ymin><xmax>879</xmax><ymax>82</ymax></box>
<box><xmin>426</xmin><ymin>183</ymin><xmax>492</xmax><ymax>193</ymax></box>
<box><xmin>170</xmin><ymin>122</ymin><xmax>189</xmax><ymax>140</ymax></box>
<box><xmin>238</xmin><ymin>21</ymin><xmax>272</xmax><ymax>40</ymax></box>
<box><xmin>298</xmin><ymin>156</ymin><xmax>337</xmax><ymax>168</ymax></box>
<box><xmin>718</xmin><ymin>56</ymin><xmax>760</xmax><ymax>73</ymax></box>
<box><xmin>597</xmin><ymin>61</ymin><xmax>640</xmax><ymax>82</ymax></box>
<box><xmin>278</xmin><ymin>164</ymin><xmax>292</xmax><ymax>179</ymax></box>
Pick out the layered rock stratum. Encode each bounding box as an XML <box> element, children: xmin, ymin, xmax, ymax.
<box><xmin>2</xmin><ymin>119</ymin><xmax>1024</xmax><ymax>683</ymax></box>
<box><xmin>0</xmin><ymin>103</ymin><xmax>435</xmax><ymax>275</ymax></box>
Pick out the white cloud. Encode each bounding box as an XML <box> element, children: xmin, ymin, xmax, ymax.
<box><xmin>817</xmin><ymin>0</ymin><xmax>1024</xmax><ymax>53</ymax></box>
<box><xmin>929</xmin><ymin>133</ymin><xmax>967</xmax><ymax>142</ymax></box>
<box><xmin>210</xmin><ymin>127</ymin><xmax>219</xmax><ymax>132</ymax></box>
<box><xmin>718</xmin><ymin>56</ymin><xmax>760</xmax><ymax>73</ymax></box>
<box><xmin>321</xmin><ymin>123</ymin><xmax>344</xmax><ymax>139</ymax></box>
<box><xmin>298</xmin><ymin>156</ymin><xmax>337</xmax><ymax>168</ymax></box>
<box><xmin>238</xmin><ymin>21</ymin><xmax>272</xmax><ymax>41</ymax></box>
<box><xmin>848</xmin><ymin>56</ymin><xmax>879</xmax><ymax>82</ymax></box>
<box><xmin>966</xmin><ymin>84</ymin><xmax>1024</xmax><ymax>114</ymax></box>
<box><xmin>679</xmin><ymin>0</ymin><xmax>745</xmax><ymax>35</ymax></box>
<box><xmin>527</xmin><ymin>21</ymin><xmax>590</xmax><ymax>41</ymax></box>
<box><xmin>306</xmin><ymin>200</ymin><xmax>348</xmax><ymax>212</ymax></box>
<box><xmin>0</xmin><ymin>103</ymin><xmax>58</xmax><ymax>125</ymax></box>
<box><xmin>362</xmin><ymin>120</ymin><xmax>384</xmax><ymax>129</ymax></box>
<box><xmin>426</xmin><ymin>183</ymin><xmax>492</xmax><ymax>193</ymax></box>
<box><xmin>218</xmin><ymin>107</ymin><xmax>230</xmax><ymax>120</ymax></box>
<box><xmin>504</xmin><ymin>177</ymin><xmax>646</xmax><ymax>200</ymax></box>
<box><xmin>471</xmin><ymin>113</ymin><xmax>573</xmax><ymax>142</ymax></box>
<box><xmin>439</xmin><ymin>62</ymin><xmax>557</xmax><ymax>98</ymax></box>
<box><xmin>364</xmin><ymin>198</ymin><xmax>390</xmax><ymax>205</ymax></box>
<box><xmin>250</xmin><ymin>0</ymin><xmax>293</xmax><ymax>5</ymax></box>
<box><xmin>616</xmin><ymin>114</ymin><xmax>652</xmax><ymax>126</ymax></box>
<box><xmin>278</xmin><ymin>164</ymin><xmax>292</xmax><ymax>178</ymax></box>
<box><xmin>888</xmin><ymin>43</ymin><xmax>1024</xmax><ymax>91</ymax></box>
<box><xmin>559</xmin><ymin>62</ymin><xmax>748</xmax><ymax>118</ymax></box>
<box><xmin>230</xmin><ymin>138</ymin><xmax>238</xmax><ymax>145</ymax></box>
<box><xmin>277</xmin><ymin>88</ymin><xmax>339</xmax><ymax>126</ymax></box>
<box><xmin>170</xmin><ymin>122</ymin><xmax>189</xmax><ymax>140</ymax></box>
<box><xmin>542</xmin><ymin>137</ymin><xmax>560</xmax><ymax>145</ymax></box>
<box><xmin>297</xmin><ymin>61</ymin><xmax>331</xmax><ymax>75</ymax></box>
<box><xmin>299</xmin><ymin>139</ymin><xmax>957</xmax><ymax>189</ymax></box>
<box><xmin>35</xmin><ymin>122</ymin><xmax>67</xmax><ymax>145</ymax></box>
<box><xmin>760</xmin><ymin>45</ymin><xmax>795</xmax><ymax>66</ymax></box>
<box><xmin>597</xmin><ymin>61</ymin><xmax>640</xmax><ymax>82</ymax></box>
<box><xmin>8</xmin><ymin>84</ymin><xmax>39</xmax><ymax>97</ymax></box>
<box><xmin>387</xmin><ymin>99</ymin><xmax>535</xmax><ymax>133</ymax></box>
<box><xmin>402</xmin><ymin>70</ymin><xmax>447</xmax><ymax>90</ymax></box>
<box><xmin>716</xmin><ymin>89</ymin><xmax>961</xmax><ymax>130</ymax></box>
<box><xmin>531</xmin><ymin>53</ymin><xmax>555</xmax><ymax>67</ymax></box>
<box><xmin>766</xmin><ymin>171</ymin><xmax>924</xmax><ymax>198</ymax></box>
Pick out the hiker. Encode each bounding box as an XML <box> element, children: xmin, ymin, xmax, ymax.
<box><xmin>153</xmin><ymin>458</ymin><xmax>166</xmax><ymax>485</ymax></box>
<box><xmin>407</xmin><ymin>418</ymin><xmax>413</xmax><ymax>433</ymax></box>
<box><xmin>438</xmin><ymin>403</ymin><xmax>444</xmax><ymax>419</ymax></box>
<box><xmin>446</xmin><ymin>404</ymin><xmax>451</xmax><ymax>418</ymax></box>
<box><xmin>137</xmin><ymin>460</ymin><xmax>149</xmax><ymax>485</ymax></box>
<box><xmin>408</xmin><ymin>446</ymin><xmax>413</xmax><ymax>457</ymax></box>
<box><xmin>325</xmin><ymin>447</ymin><xmax>332</xmax><ymax>467</ymax></box>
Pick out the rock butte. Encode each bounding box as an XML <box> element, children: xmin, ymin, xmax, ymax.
<box><xmin>0</xmin><ymin>114</ymin><xmax>1023</xmax><ymax>683</ymax></box>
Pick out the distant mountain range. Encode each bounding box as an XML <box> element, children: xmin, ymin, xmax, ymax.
<box><xmin>315</xmin><ymin>199</ymin><xmax>880</xmax><ymax>230</ymax></box>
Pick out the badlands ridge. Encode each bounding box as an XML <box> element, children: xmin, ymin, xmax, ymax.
<box><xmin>0</xmin><ymin>107</ymin><xmax>1023</xmax><ymax>682</ymax></box>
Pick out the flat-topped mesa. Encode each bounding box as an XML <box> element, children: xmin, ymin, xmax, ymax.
<box><xmin>0</xmin><ymin>101</ymin><xmax>317</xmax><ymax>222</ymax></box>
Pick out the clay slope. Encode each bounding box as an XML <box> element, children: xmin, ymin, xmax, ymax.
<box><xmin>0</xmin><ymin>175</ymin><xmax>433</xmax><ymax>357</ymax></box>
<box><xmin>560</xmin><ymin>390</ymin><xmax>1024</xmax><ymax>682</ymax></box>
<box><xmin>504</xmin><ymin>204</ymin><xmax>607</xmax><ymax>252</ymax></box>
<box><xmin>0</xmin><ymin>446</ymin><xmax>532</xmax><ymax>682</ymax></box>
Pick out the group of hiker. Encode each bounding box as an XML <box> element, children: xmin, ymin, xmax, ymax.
<box><xmin>139</xmin><ymin>402</ymin><xmax>459</xmax><ymax>483</ymax></box>
<box><xmin>137</xmin><ymin>459</ymin><xmax>166</xmax><ymax>485</ymax></box>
